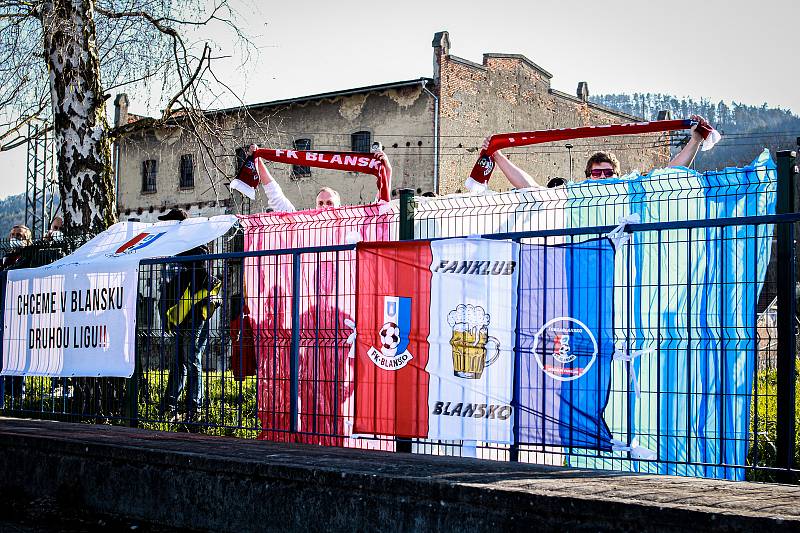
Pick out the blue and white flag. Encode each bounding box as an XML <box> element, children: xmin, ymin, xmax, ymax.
<box><xmin>518</xmin><ymin>238</ymin><xmax>616</xmax><ymax>449</ymax></box>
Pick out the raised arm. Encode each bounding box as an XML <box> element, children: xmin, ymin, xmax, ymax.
<box><xmin>248</xmin><ymin>144</ymin><xmax>296</xmax><ymax>212</ymax></box>
<box><xmin>668</xmin><ymin>115</ymin><xmax>709</xmax><ymax>168</ymax></box>
<box><xmin>481</xmin><ymin>137</ymin><xmax>542</xmax><ymax>190</ymax></box>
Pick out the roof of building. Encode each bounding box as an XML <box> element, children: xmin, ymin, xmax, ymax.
<box><xmin>210</xmin><ymin>78</ymin><xmax>435</xmax><ymax>116</ymax></box>
<box><xmin>482</xmin><ymin>53</ymin><xmax>553</xmax><ymax>79</ymax></box>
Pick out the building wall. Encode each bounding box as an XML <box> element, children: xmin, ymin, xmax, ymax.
<box><xmin>116</xmin><ymin>84</ymin><xmax>435</xmax><ymax>219</ymax></box>
<box><xmin>116</xmin><ymin>31</ymin><xmax>673</xmax><ymax>219</ymax></box>
<box><xmin>433</xmin><ymin>33</ymin><xmax>670</xmax><ymax>194</ymax></box>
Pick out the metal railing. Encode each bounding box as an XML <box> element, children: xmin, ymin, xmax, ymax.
<box><xmin>0</xmin><ymin>151</ymin><xmax>797</xmax><ymax>483</ymax></box>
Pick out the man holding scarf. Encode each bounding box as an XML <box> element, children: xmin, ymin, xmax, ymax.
<box><xmin>236</xmin><ymin>144</ymin><xmax>391</xmax><ymax>212</ymax></box>
<box><xmin>482</xmin><ymin>114</ymin><xmax>713</xmax><ymax>189</ymax></box>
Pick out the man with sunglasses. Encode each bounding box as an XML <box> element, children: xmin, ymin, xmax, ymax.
<box><xmin>482</xmin><ymin>114</ymin><xmax>712</xmax><ymax>189</ymax></box>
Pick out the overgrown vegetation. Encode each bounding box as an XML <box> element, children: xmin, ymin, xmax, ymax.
<box><xmin>591</xmin><ymin>93</ymin><xmax>800</xmax><ymax>170</ymax></box>
<box><xmin>747</xmin><ymin>361</ymin><xmax>800</xmax><ymax>482</ymax></box>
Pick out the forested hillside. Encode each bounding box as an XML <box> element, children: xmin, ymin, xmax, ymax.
<box><xmin>591</xmin><ymin>93</ymin><xmax>800</xmax><ymax>170</ymax></box>
<box><xmin>0</xmin><ymin>194</ymin><xmax>25</xmax><ymax>237</ymax></box>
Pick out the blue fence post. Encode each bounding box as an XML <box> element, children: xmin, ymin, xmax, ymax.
<box><xmin>775</xmin><ymin>150</ymin><xmax>798</xmax><ymax>480</ymax></box>
<box><xmin>290</xmin><ymin>252</ymin><xmax>301</xmax><ymax>433</ymax></box>
<box><xmin>396</xmin><ymin>188</ymin><xmax>415</xmax><ymax>454</ymax></box>
<box><xmin>126</xmin><ymin>339</ymin><xmax>139</xmax><ymax>428</ymax></box>
<box><xmin>126</xmin><ymin>265</ymin><xmax>140</xmax><ymax>428</ymax></box>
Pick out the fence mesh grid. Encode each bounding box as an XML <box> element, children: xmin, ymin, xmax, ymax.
<box><xmin>1</xmin><ymin>161</ymin><xmax>797</xmax><ymax>482</ymax></box>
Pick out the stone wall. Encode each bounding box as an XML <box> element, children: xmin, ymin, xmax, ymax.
<box><xmin>1</xmin><ymin>419</ymin><xmax>797</xmax><ymax>533</ymax></box>
<box><xmin>433</xmin><ymin>32</ymin><xmax>671</xmax><ymax>194</ymax></box>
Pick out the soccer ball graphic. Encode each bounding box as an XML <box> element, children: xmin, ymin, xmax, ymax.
<box><xmin>379</xmin><ymin>321</ymin><xmax>401</xmax><ymax>356</ymax></box>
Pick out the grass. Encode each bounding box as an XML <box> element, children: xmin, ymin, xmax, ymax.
<box><xmin>5</xmin><ymin>365</ymin><xmax>800</xmax><ymax>480</ymax></box>
<box><xmin>134</xmin><ymin>370</ymin><xmax>261</xmax><ymax>438</ymax></box>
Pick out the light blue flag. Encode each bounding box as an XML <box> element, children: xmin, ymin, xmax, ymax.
<box><xmin>563</xmin><ymin>151</ymin><xmax>776</xmax><ymax>479</ymax></box>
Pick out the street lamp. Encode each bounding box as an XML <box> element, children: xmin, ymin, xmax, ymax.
<box><xmin>565</xmin><ymin>143</ymin><xmax>574</xmax><ymax>181</ymax></box>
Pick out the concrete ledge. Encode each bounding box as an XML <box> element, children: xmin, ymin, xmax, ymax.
<box><xmin>0</xmin><ymin>418</ymin><xmax>798</xmax><ymax>532</ymax></box>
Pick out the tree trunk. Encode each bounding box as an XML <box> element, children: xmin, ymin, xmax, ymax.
<box><xmin>41</xmin><ymin>0</ymin><xmax>116</xmax><ymax>234</ymax></box>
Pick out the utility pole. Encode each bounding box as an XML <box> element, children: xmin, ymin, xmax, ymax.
<box><xmin>25</xmin><ymin>121</ymin><xmax>56</xmax><ymax>240</ymax></box>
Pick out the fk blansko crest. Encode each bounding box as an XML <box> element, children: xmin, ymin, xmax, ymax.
<box><xmin>107</xmin><ymin>232</ymin><xmax>166</xmax><ymax>257</ymax></box>
<box><xmin>368</xmin><ymin>296</ymin><xmax>413</xmax><ymax>370</ymax></box>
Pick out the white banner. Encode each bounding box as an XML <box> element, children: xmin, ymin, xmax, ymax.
<box><xmin>425</xmin><ymin>238</ymin><xmax>519</xmax><ymax>443</ymax></box>
<box><xmin>47</xmin><ymin>216</ymin><xmax>237</xmax><ymax>267</ymax></box>
<box><xmin>2</xmin><ymin>216</ymin><xmax>236</xmax><ymax>377</ymax></box>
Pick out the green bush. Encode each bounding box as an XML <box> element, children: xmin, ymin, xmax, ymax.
<box><xmin>747</xmin><ymin>362</ymin><xmax>800</xmax><ymax>481</ymax></box>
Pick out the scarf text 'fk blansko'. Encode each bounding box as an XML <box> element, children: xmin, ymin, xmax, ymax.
<box><xmin>232</xmin><ymin>148</ymin><xmax>391</xmax><ymax>203</ymax></box>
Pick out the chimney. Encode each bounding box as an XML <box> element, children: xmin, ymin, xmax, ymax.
<box><xmin>114</xmin><ymin>94</ymin><xmax>129</xmax><ymax>128</ymax></box>
<box><xmin>432</xmin><ymin>31</ymin><xmax>450</xmax><ymax>86</ymax></box>
<box><xmin>577</xmin><ymin>82</ymin><xmax>589</xmax><ymax>102</ymax></box>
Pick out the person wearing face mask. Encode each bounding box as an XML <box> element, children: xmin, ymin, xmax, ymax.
<box><xmin>481</xmin><ymin>114</ymin><xmax>713</xmax><ymax>189</ymax></box>
<box><xmin>1</xmin><ymin>224</ymin><xmax>32</xmax><ymax>406</ymax></box>
<box><xmin>45</xmin><ymin>216</ymin><xmax>64</xmax><ymax>241</ymax></box>
<box><xmin>2</xmin><ymin>225</ymin><xmax>33</xmax><ymax>270</ymax></box>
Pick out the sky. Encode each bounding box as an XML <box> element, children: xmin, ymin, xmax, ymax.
<box><xmin>2</xmin><ymin>0</ymin><xmax>798</xmax><ymax>199</ymax></box>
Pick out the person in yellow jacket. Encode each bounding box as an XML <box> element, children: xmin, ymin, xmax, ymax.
<box><xmin>158</xmin><ymin>208</ymin><xmax>221</xmax><ymax>425</ymax></box>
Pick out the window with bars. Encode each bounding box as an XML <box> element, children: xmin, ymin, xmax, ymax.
<box><xmin>141</xmin><ymin>159</ymin><xmax>157</xmax><ymax>193</ymax></box>
<box><xmin>179</xmin><ymin>154</ymin><xmax>194</xmax><ymax>189</ymax></box>
<box><xmin>292</xmin><ymin>138</ymin><xmax>312</xmax><ymax>179</ymax></box>
<box><xmin>351</xmin><ymin>131</ymin><xmax>371</xmax><ymax>153</ymax></box>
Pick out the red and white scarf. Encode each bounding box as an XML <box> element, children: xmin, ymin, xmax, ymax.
<box><xmin>231</xmin><ymin>148</ymin><xmax>391</xmax><ymax>202</ymax></box>
<box><xmin>467</xmin><ymin>119</ymin><xmax>718</xmax><ymax>192</ymax></box>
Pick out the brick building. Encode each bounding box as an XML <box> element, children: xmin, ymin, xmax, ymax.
<box><xmin>115</xmin><ymin>31</ymin><xmax>669</xmax><ymax>220</ymax></box>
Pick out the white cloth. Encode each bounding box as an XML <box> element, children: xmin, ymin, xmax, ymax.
<box><xmin>605</xmin><ymin>213</ymin><xmax>641</xmax><ymax>250</ymax></box>
<box><xmin>701</xmin><ymin>128</ymin><xmax>722</xmax><ymax>151</ymax></box>
<box><xmin>2</xmin><ymin>217</ymin><xmax>237</xmax><ymax>377</ymax></box>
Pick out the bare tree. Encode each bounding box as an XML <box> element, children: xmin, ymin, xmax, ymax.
<box><xmin>0</xmin><ymin>0</ymin><xmax>254</xmax><ymax>233</ymax></box>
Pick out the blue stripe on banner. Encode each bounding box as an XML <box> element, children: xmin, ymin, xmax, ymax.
<box><xmin>518</xmin><ymin>237</ymin><xmax>615</xmax><ymax>450</ymax></box>
<box><xmin>395</xmin><ymin>296</ymin><xmax>412</xmax><ymax>355</ymax></box>
<box><xmin>564</xmin><ymin>151</ymin><xmax>776</xmax><ymax>480</ymax></box>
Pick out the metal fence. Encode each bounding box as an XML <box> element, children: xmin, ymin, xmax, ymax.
<box><xmin>1</xmin><ymin>151</ymin><xmax>798</xmax><ymax>483</ymax></box>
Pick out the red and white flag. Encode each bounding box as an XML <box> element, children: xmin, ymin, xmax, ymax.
<box><xmin>467</xmin><ymin>119</ymin><xmax>720</xmax><ymax>192</ymax></box>
<box><xmin>354</xmin><ymin>238</ymin><xmax>519</xmax><ymax>443</ymax></box>
<box><xmin>231</xmin><ymin>149</ymin><xmax>391</xmax><ymax>202</ymax></box>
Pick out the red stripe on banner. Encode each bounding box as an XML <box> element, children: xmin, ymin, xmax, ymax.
<box><xmin>114</xmin><ymin>232</ymin><xmax>148</xmax><ymax>254</ymax></box>
<box><xmin>469</xmin><ymin>119</ymin><xmax>699</xmax><ymax>185</ymax></box>
<box><xmin>354</xmin><ymin>241</ymin><xmax>432</xmax><ymax>437</ymax></box>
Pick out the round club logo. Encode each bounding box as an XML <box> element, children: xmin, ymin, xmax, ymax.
<box><xmin>532</xmin><ymin>316</ymin><xmax>597</xmax><ymax>381</ymax></box>
<box><xmin>477</xmin><ymin>155</ymin><xmax>494</xmax><ymax>177</ymax></box>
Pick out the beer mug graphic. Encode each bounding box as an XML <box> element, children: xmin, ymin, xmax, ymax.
<box><xmin>447</xmin><ymin>304</ymin><xmax>500</xmax><ymax>379</ymax></box>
